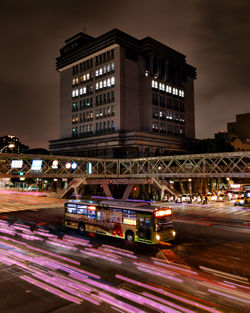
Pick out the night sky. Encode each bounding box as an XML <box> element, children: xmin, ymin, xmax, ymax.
<box><xmin>0</xmin><ymin>0</ymin><xmax>249</xmax><ymax>149</ymax></box>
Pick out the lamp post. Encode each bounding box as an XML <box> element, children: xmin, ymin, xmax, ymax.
<box><xmin>0</xmin><ymin>143</ymin><xmax>15</xmax><ymax>153</ymax></box>
<box><xmin>188</xmin><ymin>178</ymin><xmax>192</xmax><ymax>195</ymax></box>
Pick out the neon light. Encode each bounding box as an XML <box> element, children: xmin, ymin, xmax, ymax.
<box><xmin>154</xmin><ymin>209</ymin><xmax>172</xmax><ymax>217</ymax></box>
<box><xmin>123</xmin><ymin>218</ymin><xmax>136</xmax><ymax>225</ymax></box>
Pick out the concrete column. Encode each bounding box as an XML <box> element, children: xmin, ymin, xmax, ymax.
<box><xmin>199</xmin><ymin>178</ymin><xmax>203</xmax><ymax>194</ymax></box>
<box><xmin>216</xmin><ymin>178</ymin><xmax>220</xmax><ymax>190</ymax></box>
<box><xmin>204</xmin><ymin>178</ymin><xmax>208</xmax><ymax>193</ymax></box>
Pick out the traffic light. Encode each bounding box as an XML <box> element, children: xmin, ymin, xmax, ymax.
<box><xmin>19</xmin><ymin>171</ymin><xmax>24</xmax><ymax>176</ymax></box>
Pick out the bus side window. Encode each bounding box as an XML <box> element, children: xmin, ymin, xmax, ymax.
<box><xmin>67</xmin><ymin>207</ymin><xmax>77</xmax><ymax>214</ymax></box>
<box><xmin>110</xmin><ymin>208</ymin><xmax>121</xmax><ymax>223</ymax></box>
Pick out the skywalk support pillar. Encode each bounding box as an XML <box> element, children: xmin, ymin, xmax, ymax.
<box><xmin>102</xmin><ymin>184</ymin><xmax>113</xmax><ymax>199</ymax></box>
<box><xmin>121</xmin><ymin>184</ymin><xmax>134</xmax><ymax>201</ymax></box>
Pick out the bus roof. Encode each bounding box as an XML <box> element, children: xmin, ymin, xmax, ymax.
<box><xmin>65</xmin><ymin>199</ymin><xmax>170</xmax><ymax>213</ymax></box>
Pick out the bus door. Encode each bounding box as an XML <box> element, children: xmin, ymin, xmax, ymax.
<box><xmin>137</xmin><ymin>214</ymin><xmax>152</xmax><ymax>242</ymax></box>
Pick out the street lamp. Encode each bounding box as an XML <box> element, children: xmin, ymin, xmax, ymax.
<box><xmin>0</xmin><ymin>143</ymin><xmax>15</xmax><ymax>153</ymax></box>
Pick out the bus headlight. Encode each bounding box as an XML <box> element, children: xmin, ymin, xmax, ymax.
<box><xmin>156</xmin><ymin>234</ymin><xmax>160</xmax><ymax>241</ymax></box>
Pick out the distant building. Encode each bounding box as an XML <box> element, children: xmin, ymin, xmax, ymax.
<box><xmin>0</xmin><ymin>135</ymin><xmax>29</xmax><ymax>153</ymax></box>
<box><xmin>227</xmin><ymin>113</ymin><xmax>250</xmax><ymax>151</ymax></box>
<box><xmin>228</xmin><ymin>113</ymin><xmax>250</xmax><ymax>141</ymax></box>
<box><xmin>49</xmin><ymin>29</ymin><xmax>196</xmax><ymax>158</ymax></box>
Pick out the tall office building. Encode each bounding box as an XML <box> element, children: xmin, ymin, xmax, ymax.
<box><xmin>49</xmin><ymin>29</ymin><xmax>196</xmax><ymax>157</ymax></box>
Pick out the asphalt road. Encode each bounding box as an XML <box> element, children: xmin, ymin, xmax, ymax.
<box><xmin>0</xmin><ymin>191</ymin><xmax>250</xmax><ymax>312</ymax></box>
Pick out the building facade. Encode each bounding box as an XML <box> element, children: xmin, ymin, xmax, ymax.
<box><xmin>49</xmin><ymin>29</ymin><xmax>196</xmax><ymax>157</ymax></box>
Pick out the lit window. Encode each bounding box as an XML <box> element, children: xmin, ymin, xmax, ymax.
<box><xmin>100</xmin><ymin>81</ymin><xmax>103</xmax><ymax>89</ymax></box>
<box><xmin>182</xmin><ymin>90</ymin><xmax>184</xmax><ymax>97</ymax></box>
<box><xmin>107</xmin><ymin>78</ymin><xmax>111</xmax><ymax>87</ymax></box>
<box><xmin>103</xmin><ymin>80</ymin><xmax>107</xmax><ymax>88</ymax></box>
<box><xmin>107</xmin><ymin>64</ymin><xmax>111</xmax><ymax>72</ymax></box>
<box><xmin>103</xmin><ymin>65</ymin><xmax>107</xmax><ymax>73</ymax></box>
<box><xmin>72</xmin><ymin>78</ymin><xmax>75</xmax><ymax>85</ymax></box>
<box><xmin>72</xmin><ymin>90</ymin><xmax>76</xmax><ymax>97</ymax></box>
<box><xmin>75</xmin><ymin>77</ymin><xmax>79</xmax><ymax>84</ymax></box>
<box><xmin>111</xmin><ymin>77</ymin><xmax>115</xmax><ymax>85</ymax></box>
<box><xmin>95</xmin><ymin>70</ymin><xmax>99</xmax><ymax>77</ymax></box>
<box><xmin>111</xmin><ymin>63</ymin><xmax>114</xmax><ymax>71</ymax></box>
<box><xmin>86</xmin><ymin>73</ymin><xmax>90</xmax><ymax>80</ymax></box>
<box><xmin>96</xmin><ymin>82</ymin><xmax>99</xmax><ymax>90</ymax></box>
<box><xmin>83</xmin><ymin>75</ymin><xmax>86</xmax><ymax>81</ymax></box>
<box><xmin>83</xmin><ymin>87</ymin><xmax>86</xmax><ymax>94</ymax></box>
<box><xmin>80</xmin><ymin>88</ymin><xmax>83</xmax><ymax>95</ymax></box>
<box><xmin>99</xmin><ymin>68</ymin><xmax>103</xmax><ymax>76</ymax></box>
<box><xmin>75</xmin><ymin>89</ymin><xmax>79</xmax><ymax>96</ymax></box>
<box><xmin>169</xmin><ymin>86</ymin><xmax>172</xmax><ymax>93</ymax></box>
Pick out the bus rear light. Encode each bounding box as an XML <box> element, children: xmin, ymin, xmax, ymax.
<box><xmin>154</xmin><ymin>209</ymin><xmax>172</xmax><ymax>217</ymax></box>
<box><xmin>88</xmin><ymin>205</ymin><xmax>96</xmax><ymax>211</ymax></box>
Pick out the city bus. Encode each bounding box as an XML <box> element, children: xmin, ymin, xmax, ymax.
<box><xmin>64</xmin><ymin>199</ymin><xmax>176</xmax><ymax>244</ymax></box>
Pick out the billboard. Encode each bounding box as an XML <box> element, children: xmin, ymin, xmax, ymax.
<box><xmin>31</xmin><ymin>160</ymin><xmax>43</xmax><ymax>171</ymax></box>
<box><xmin>11</xmin><ymin>160</ymin><xmax>23</xmax><ymax>169</ymax></box>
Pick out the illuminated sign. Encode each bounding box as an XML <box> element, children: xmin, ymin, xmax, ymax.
<box><xmin>65</xmin><ymin>162</ymin><xmax>71</xmax><ymax>169</ymax></box>
<box><xmin>31</xmin><ymin>160</ymin><xmax>43</xmax><ymax>171</ymax></box>
<box><xmin>230</xmin><ymin>184</ymin><xmax>241</xmax><ymax>190</ymax></box>
<box><xmin>71</xmin><ymin>162</ymin><xmax>77</xmax><ymax>170</ymax></box>
<box><xmin>154</xmin><ymin>209</ymin><xmax>172</xmax><ymax>217</ymax></box>
<box><xmin>88</xmin><ymin>162</ymin><xmax>92</xmax><ymax>174</ymax></box>
<box><xmin>123</xmin><ymin>218</ymin><xmax>136</xmax><ymax>225</ymax></box>
<box><xmin>52</xmin><ymin>160</ymin><xmax>59</xmax><ymax>169</ymax></box>
<box><xmin>87</xmin><ymin>205</ymin><xmax>96</xmax><ymax>211</ymax></box>
<box><xmin>11</xmin><ymin>160</ymin><xmax>23</xmax><ymax>169</ymax></box>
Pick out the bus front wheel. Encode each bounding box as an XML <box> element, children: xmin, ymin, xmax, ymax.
<box><xmin>125</xmin><ymin>230</ymin><xmax>134</xmax><ymax>242</ymax></box>
<box><xmin>78</xmin><ymin>223</ymin><xmax>85</xmax><ymax>233</ymax></box>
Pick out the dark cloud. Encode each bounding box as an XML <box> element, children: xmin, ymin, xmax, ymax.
<box><xmin>0</xmin><ymin>0</ymin><xmax>249</xmax><ymax>148</ymax></box>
